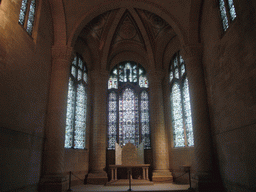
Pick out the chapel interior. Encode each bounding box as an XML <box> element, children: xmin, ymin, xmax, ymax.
<box><xmin>1</xmin><ymin>0</ymin><xmax>256</xmax><ymax>192</ymax></box>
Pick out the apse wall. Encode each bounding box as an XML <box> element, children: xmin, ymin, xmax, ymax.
<box><xmin>201</xmin><ymin>0</ymin><xmax>256</xmax><ymax>191</ymax></box>
<box><xmin>0</xmin><ymin>0</ymin><xmax>53</xmax><ymax>191</ymax></box>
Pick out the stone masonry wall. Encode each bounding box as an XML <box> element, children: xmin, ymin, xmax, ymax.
<box><xmin>201</xmin><ymin>0</ymin><xmax>256</xmax><ymax>191</ymax></box>
<box><xmin>0</xmin><ymin>0</ymin><xmax>53</xmax><ymax>191</ymax></box>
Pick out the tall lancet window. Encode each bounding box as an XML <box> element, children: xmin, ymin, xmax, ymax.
<box><xmin>65</xmin><ymin>53</ymin><xmax>88</xmax><ymax>149</ymax></box>
<box><xmin>107</xmin><ymin>61</ymin><xmax>150</xmax><ymax>150</ymax></box>
<box><xmin>219</xmin><ymin>0</ymin><xmax>237</xmax><ymax>31</ymax></box>
<box><xmin>19</xmin><ymin>0</ymin><xmax>36</xmax><ymax>35</ymax></box>
<box><xmin>169</xmin><ymin>52</ymin><xmax>194</xmax><ymax>147</ymax></box>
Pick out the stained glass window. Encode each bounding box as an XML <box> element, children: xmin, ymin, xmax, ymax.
<box><xmin>170</xmin><ymin>52</ymin><xmax>194</xmax><ymax>147</ymax></box>
<box><xmin>228</xmin><ymin>0</ymin><xmax>237</xmax><ymax>21</ymax></box>
<box><xmin>19</xmin><ymin>0</ymin><xmax>28</xmax><ymax>26</ymax></box>
<box><xmin>107</xmin><ymin>61</ymin><xmax>150</xmax><ymax>150</ymax></box>
<box><xmin>219</xmin><ymin>0</ymin><xmax>237</xmax><ymax>31</ymax></box>
<box><xmin>18</xmin><ymin>0</ymin><xmax>36</xmax><ymax>35</ymax></box>
<box><xmin>65</xmin><ymin>53</ymin><xmax>88</xmax><ymax>149</ymax></box>
<box><xmin>140</xmin><ymin>91</ymin><xmax>150</xmax><ymax>149</ymax></box>
<box><xmin>119</xmin><ymin>88</ymin><xmax>139</xmax><ymax>147</ymax></box>
<box><xmin>108</xmin><ymin>92</ymin><xmax>117</xmax><ymax>149</ymax></box>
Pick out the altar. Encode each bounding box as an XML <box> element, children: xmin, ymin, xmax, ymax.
<box><xmin>109</xmin><ymin>164</ymin><xmax>150</xmax><ymax>181</ymax></box>
<box><xmin>106</xmin><ymin>143</ymin><xmax>153</xmax><ymax>186</ymax></box>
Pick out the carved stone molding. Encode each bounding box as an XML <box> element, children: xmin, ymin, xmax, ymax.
<box><xmin>138</xmin><ymin>9</ymin><xmax>169</xmax><ymax>39</ymax></box>
<box><xmin>86</xmin><ymin>11</ymin><xmax>111</xmax><ymax>40</ymax></box>
<box><xmin>112</xmin><ymin>11</ymin><xmax>144</xmax><ymax>45</ymax></box>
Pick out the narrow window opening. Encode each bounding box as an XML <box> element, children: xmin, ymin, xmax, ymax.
<box><xmin>169</xmin><ymin>52</ymin><xmax>194</xmax><ymax>147</ymax></box>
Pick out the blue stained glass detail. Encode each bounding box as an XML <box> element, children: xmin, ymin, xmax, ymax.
<box><xmin>119</xmin><ymin>88</ymin><xmax>139</xmax><ymax>147</ymax></box>
<box><xmin>140</xmin><ymin>91</ymin><xmax>150</xmax><ymax>149</ymax></box>
<box><xmin>170</xmin><ymin>71</ymin><xmax>173</xmax><ymax>82</ymax></box>
<box><xmin>107</xmin><ymin>61</ymin><xmax>150</xmax><ymax>150</ymax></box>
<box><xmin>78</xmin><ymin>58</ymin><xmax>83</xmax><ymax>69</ymax></box>
<box><xmin>180</xmin><ymin>55</ymin><xmax>184</xmax><ymax>65</ymax></box>
<box><xmin>183</xmin><ymin>78</ymin><xmax>194</xmax><ymax>147</ymax></box>
<box><xmin>219</xmin><ymin>0</ymin><xmax>229</xmax><ymax>31</ymax></box>
<box><xmin>65</xmin><ymin>78</ymin><xmax>76</xmax><ymax>148</ymax></box>
<box><xmin>83</xmin><ymin>72</ymin><xmax>88</xmax><ymax>83</ymax></box>
<box><xmin>77</xmin><ymin>69</ymin><xmax>82</xmax><ymax>81</ymax></box>
<box><xmin>139</xmin><ymin>76</ymin><xmax>149</xmax><ymax>88</ymax></box>
<box><xmin>175</xmin><ymin>68</ymin><xmax>179</xmax><ymax>79</ymax></box>
<box><xmin>65</xmin><ymin>55</ymin><xmax>88</xmax><ymax>149</ymax></box>
<box><xmin>74</xmin><ymin>83</ymin><xmax>87</xmax><ymax>149</ymax></box>
<box><xmin>108</xmin><ymin>92</ymin><xmax>117</xmax><ymax>150</ymax></box>
<box><xmin>19</xmin><ymin>0</ymin><xmax>28</xmax><ymax>26</ymax></box>
<box><xmin>72</xmin><ymin>56</ymin><xmax>77</xmax><ymax>66</ymax></box>
<box><xmin>26</xmin><ymin>0</ymin><xmax>36</xmax><ymax>35</ymax></box>
<box><xmin>228</xmin><ymin>0</ymin><xmax>236</xmax><ymax>21</ymax></box>
<box><xmin>108</xmin><ymin>76</ymin><xmax>118</xmax><ymax>89</ymax></box>
<box><xmin>171</xmin><ymin>83</ymin><xmax>185</xmax><ymax>147</ymax></box>
<box><xmin>169</xmin><ymin>53</ymin><xmax>194</xmax><ymax>147</ymax></box>
<box><xmin>118</xmin><ymin>63</ymin><xmax>138</xmax><ymax>83</ymax></box>
<box><xmin>181</xmin><ymin>64</ymin><xmax>185</xmax><ymax>76</ymax></box>
<box><xmin>71</xmin><ymin>66</ymin><xmax>76</xmax><ymax>78</ymax></box>
<box><xmin>174</xmin><ymin>56</ymin><xmax>178</xmax><ymax>68</ymax></box>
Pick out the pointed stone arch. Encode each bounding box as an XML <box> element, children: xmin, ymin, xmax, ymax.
<box><xmin>105</xmin><ymin>8</ymin><xmax>155</xmax><ymax>72</ymax></box>
<box><xmin>67</xmin><ymin>0</ymin><xmax>188</xmax><ymax>50</ymax></box>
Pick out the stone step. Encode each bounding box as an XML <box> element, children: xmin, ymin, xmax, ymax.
<box><xmin>70</xmin><ymin>183</ymin><xmax>191</xmax><ymax>192</ymax></box>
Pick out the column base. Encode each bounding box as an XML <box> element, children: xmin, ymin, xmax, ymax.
<box><xmin>152</xmin><ymin>170</ymin><xmax>173</xmax><ymax>183</ymax></box>
<box><xmin>39</xmin><ymin>175</ymin><xmax>68</xmax><ymax>192</ymax></box>
<box><xmin>87</xmin><ymin>171</ymin><xmax>108</xmax><ymax>185</ymax></box>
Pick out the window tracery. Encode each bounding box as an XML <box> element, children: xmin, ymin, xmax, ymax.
<box><xmin>19</xmin><ymin>0</ymin><xmax>36</xmax><ymax>35</ymax></box>
<box><xmin>219</xmin><ymin>0</ymin><xmax>237</xmax><ymax>31</ymax></box>
<box><xmin>108</xmin><ymin>61</ymin><xmax>150</xmax><ymax>150</ymax></box>
<box><xmin>170</xmin><ymin>52</ymin><xmax>194</xmax><ymax>147</ymax></box>
<box><xmin>65</xmin><ymin>53</ymin><xmax>88</xmax><ymax>149</ymax></box>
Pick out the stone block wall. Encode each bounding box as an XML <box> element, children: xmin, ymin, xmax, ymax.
<box><xmin>201</xmin><ymin>0</ymin><xmax>256</xmax><ymax>191</ymax></box>
<box><xmin>0</xmin><ymin>0</ymin><xmax>53</xmax><ymax>191</ymax></box>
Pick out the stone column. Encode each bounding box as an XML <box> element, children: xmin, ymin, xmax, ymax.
<box><xmin>39</xmin><ymin>46</ymin><xmax>73</xmax><ymax>192</ymax></box>
<box><xmin>182</xmin><ymin>45</ymin><xmax>215</xmax><ymax>191</ymax></box>
<box><xmin>87</xmin><ymin>70</ymin><xmax>108</xmax><ymax>184</ymax></box>
<box><xmin>149</xmin><ymin>71</ymin><xmax>173</xmax><ymax>182</ymax></box>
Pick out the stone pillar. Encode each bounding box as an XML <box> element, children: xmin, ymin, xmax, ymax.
<box><xmin>149</xmin><ymin>71</ymin><xmax>173</xmax><ymax>182</ymax></box>
<box><xmin>87</xmin><ymin>70</ymin><xmax>108</xmax><ymax>184</ymax></box>
<box><xmin>39</xmin><ymin>46</ymin><xmax>73</xmax><ymax>192</ymax></box>
<box><xmin>182</xmin><ymin>45</ymin><xmax>215</xmax><ymax>191</ymax></box>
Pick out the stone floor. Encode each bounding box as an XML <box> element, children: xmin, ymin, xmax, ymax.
<box><xmin>71</xmin><ymin>183</ymin><xmax>190</xmax><ymax>192</ymax></box>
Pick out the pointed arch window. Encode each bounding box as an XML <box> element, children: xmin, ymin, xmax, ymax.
<box><xmin>65</xmin><ymin>53</ymin><xmax>88</xmax><ymax>149</ymax></box>
<box><xmin>19</xmin><ymin>0</ymin><xmax>36</xmax><ymax>35</ymax></box>
<box><xmin>219</xmin><ymin>0</ymin><xmax>237</xmax><ymax>31</ymax></box>
<box><xmin>169</xmin><ymin>52</ymin><xmax>194</xmax><ymax>147</ymax></box>
<box><xmin>107</xmin><ymin>61</ymin><xmax>150</xmax><ymax>150</ymax></box>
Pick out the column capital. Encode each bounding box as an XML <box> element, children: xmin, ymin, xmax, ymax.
<box><xmin>51</xmin><ymin>46</ymin><xmax>74</xmax><ymax>61</ymax></box>
<box><xmin>181</xmin><ymin>44</ymin><xmax>203</xmax><ymax>60</ymax></box>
